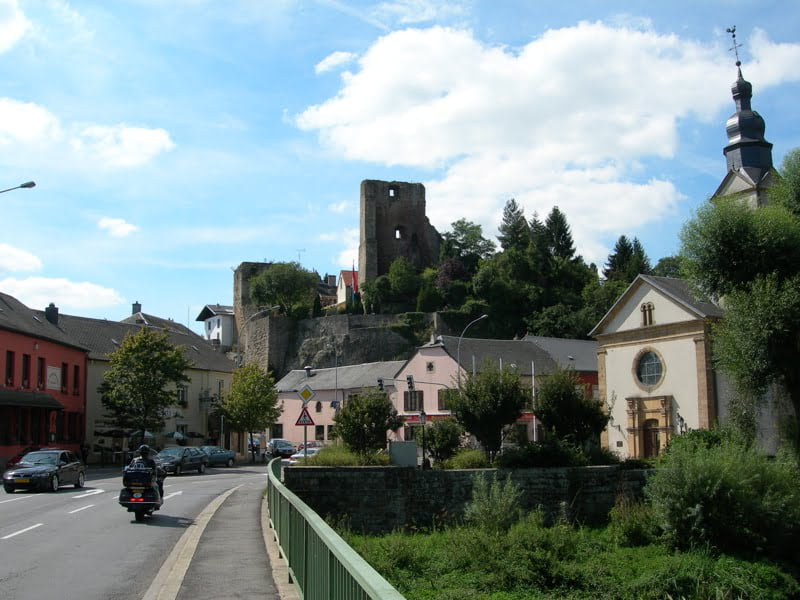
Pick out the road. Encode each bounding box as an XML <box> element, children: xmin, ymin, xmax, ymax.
<box><xmin>0</xmin><ymin>464</ymin><xmax>269</xmax><ymax>600</ymax></box>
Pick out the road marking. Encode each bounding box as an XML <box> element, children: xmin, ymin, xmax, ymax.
<box><xmin>163</xmin><ymin>491</ymin><xmax>182</xmax><ymax>500</ymax></box>
<box><xmin>69</xmin><ymin>504</ymin><xmax>95</xmax><ymax>514</ymax></box>
<box><xmin>142</xmin><ymin>485</ymin><xmax>241</xmax><ymax>600</ymax></box>
<box><xmin>73</xmin><ymin>489</ymin><xmax>105</xmax><ymax>498</ymax></box>
<box><xmin>2</xmin><ymin>523</ymin><xmax>43</xmax><ymax>539</ymax></box>
<box><xmin>0</xmin><ymin>495</ymin><xmax>35</xmax><ymax>504</ymax></box>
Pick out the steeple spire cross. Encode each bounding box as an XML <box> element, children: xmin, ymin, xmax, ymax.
<box><xmin>726</xmin><ymin>26</ymin><xmax>742</xmax><ymax>67</ymax></box>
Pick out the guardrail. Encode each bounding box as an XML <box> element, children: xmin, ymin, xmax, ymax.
<box><xmin>266</xmin><ymin>458</ymin><xmax>406</xmax><ymax>600</ymax></box>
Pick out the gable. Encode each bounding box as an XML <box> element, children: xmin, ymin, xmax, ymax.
<box><xmin>599</xmin><ymin>284</ymin><xmax>700</xmax><ymax>335</ymax></box>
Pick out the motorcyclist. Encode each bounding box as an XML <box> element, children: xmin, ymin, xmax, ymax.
<box><xmin>129</xmin><ymin>444</ymin><xmax>165</xmax><ymax>499</ymax></box>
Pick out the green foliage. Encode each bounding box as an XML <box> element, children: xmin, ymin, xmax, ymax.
<box><xmin>439</xmin><ymin>218</ymin><xmax>496</xmax><ymax>274</ymax></box>
<box><xmin>545</xmin><ymin>206</ymin><xmax>575</xmax><ymax>259</ymax></box>
<box><xmin>100</xmin><ymin>328</ymin><xmax>191</xmax><ymax>437</ymax></box>
<box><xmin>248</xmin><ymin>261</ymin><xmax>318</xmax><ymax>317</ymax></box>
<box><xmin>770</xmin><ymin>147</ymin><xmax>800</xmax><ymax>217</ymax></box>
<box><xmin>388</xmin><ymin>256</ymin><xmax>420</xmax><ymax>297</ymax></box>
<box><xmin>464</xmin><ymin>472</ymin><xmax>522</xmax><ymax>532</ymax></box>
<box><xmin>607</xmin><ymin>495</ymin><xmax>660</xmax><ymax>547</ymax></box>
<box><xmin>303</xmin><ymin>444</ymin><xmax>390</xmax><ymax>466</ymax></box>
<box><xmin>496</xmin><ymin>439</ymin><xmax>588</xmax><ymax>468</ymax></box>
<box><xmin>603</xmin><ymin>235</ymin><xmax>651</xmax><ymax>283</ymax></box>
<box><xmin>425</xmin><ymin>418</ymin><xmax>464</xmax><ymax>464</ymax></box>
<box><xmin>645</xmin><ymin>435</ymin><xmax>800</xmax><ymax>562</ymax></box>
<box><xmin>346</xmin><ymin>511</ymin><xmax>799</xmax><ymax>600</ymax></box>
<box><xmin>535</xmin><ymin>367</ymin><xmax>608</xmax><ymax>447</ymax></box>
<box><xmin>651</xmin><ymin>254</ymin><xmax>684</xmax><ymax>278</ymax></box>
<box><xmin>332</xmin><ymin>389</ymin><xmax>402</xmax><ymax>456</ymax></box>
<box><xmin>443</xmin><ymin>448</ymin><xmax>490</xmax><ymax>469</ymax></box>
<box><xmin>498</xmin><ymin>198</ymin><xmax>531</xmax><ymax>252</ymax></box>
<box><xmin>222</xmin><ymin>362</ymin><xmax>281</xmax><ymax>461</ymax></box>
<box><xmin>449</xmin><ymin>360</ymin><xmax>530</xmax><ymax>458</ymax></box>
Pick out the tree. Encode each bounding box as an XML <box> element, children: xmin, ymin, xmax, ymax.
<box><xmin>332</xmin><ymin>389</ymin><xmax>402</xmax><ymax>456</ymax></box>
<box><xmin>603</xmin><ymin>235</ymin><xmax>651</xmax><ymax>283</ymax></box>
<box><xmin>770</xmin><ymin>147</ymin><xmax>800</xmax><ymax>217</ymax></box>
<box><xmin>100</xmin><ymin>328</ymin><xmax>191</xmax><ymax>446</ymax></box>
<box><xmin>221</xmin><ymin>363</ymin><xmax>281</xmax><ymax>463</ymax></box>
<box><xmin>498</xmin><ymin>198</ymin><xmax>530</xmax><ymax>252</ymax></box>
<box><xmin>545</xmin><ymin>206</ymin><xmax>575</xmax><ymax>259</ymax></box>
<box><xmin>388</xmin><ymin>256</ymin><xmax>419</xmax><ymax>299</ymax></box>
<box><xmin>439</xmin><ymin>218</ymin><xmax>496</xmax><ymax>274</ymax></box>
<box><xmin>534</xmin><ymin>367</ymin><xmax>608</xmax><ymax>448</ymax></box>
<box><xmin>652</xmin><ymin>255</ymin><xmax>684</xmax><ymax>278</ymax></box>
<box><xmin>425</xmin><ymin>417</ymin><xmax>464</xmax><ymax>464</ymax></box>
<box><xmin>249</xmin><ymin>262</ymin><xmax>318</xmax><ymax>317</ymax></box>
<box><xmin>448</xmin><ymin>360</ymin><xmax>530</xmax><ymax>459</ymax></box>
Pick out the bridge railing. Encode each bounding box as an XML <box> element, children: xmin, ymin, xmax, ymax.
<box><xmin>266</xmin><ymin>458</ymin><xmax>406</xmax><ymax>600</ymax></box>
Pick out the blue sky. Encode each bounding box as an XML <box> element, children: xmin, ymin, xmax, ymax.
<box><xmin>1</xmin><ymin>0</ymin><xmax>798</xmax><ymax>334</ymax></box>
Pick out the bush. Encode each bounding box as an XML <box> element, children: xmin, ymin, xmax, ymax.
<box><xmin>607</xmin><ymin>495</ymin><xmax>660</xmax><ymax>547</ymax></box>
<box><xmin>303</xmin><ymin>445</ymin><xmax>390</xmax><ymax>466</ymax></box>
<box><xmin>463</xmin><ymin>472</ymin><xmax>522</xmax><ymax>532</ymax></box>
<box><xmin>495</xmin><ymin>439</ymin><xmax>588</xmax><ymax>468</ymax></box>
<box><xmin>443</xmin><ymin>449</ymin><xmax>490</xmax><ymax>469</ymax></box>
<box><xmin>645</xmin><ymin>435</ymin><xmax>800</xmax><ymax>561</ymax></box>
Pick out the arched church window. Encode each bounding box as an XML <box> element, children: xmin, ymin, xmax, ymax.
<box><xmin>640</xmin><ymin>302</ymin><xmax>654</xmax><ymax>326</ymax></box>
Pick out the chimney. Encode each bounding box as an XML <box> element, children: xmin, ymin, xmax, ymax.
<box><xmin>45</xmin><ymin>303</ymin><xmax>59</xmax><ymax>325</ymax></box>
<box><xmin>304</xmin><ymin>366</ymin><xmax>313</xmax><ymax>377</ymax></box>
<box><xmin>327</xmin><ymin>275</ymin><xmax>336</xmax><ymax>287</ymax></box>
<box><xmin>132</xmin><ymin>301</ymin><xmax>141</xmax><ymax>315</ymax></box>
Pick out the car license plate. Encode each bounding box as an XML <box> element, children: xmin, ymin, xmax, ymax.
<box><xmin>15</xmin><ymin>478</ymin><xmax>30</xmax><ymax>484</ymax></box>
<box><xmin>133</xmin><ymin>492</ymin><xmax>142</xmax><ymax>498</ymax></box>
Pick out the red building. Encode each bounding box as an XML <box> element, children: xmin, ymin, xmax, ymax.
<box><xmin>0</xmin><ymin>294</ymin><xmax>88</xmax><ymax>465</ymax></box>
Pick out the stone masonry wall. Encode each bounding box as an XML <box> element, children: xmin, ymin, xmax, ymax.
<box><xmin>283</xmin><ymin>466</ymin><xmax>649</xmax><ymax>534</ymax></box>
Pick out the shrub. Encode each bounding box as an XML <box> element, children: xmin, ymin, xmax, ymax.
<box><xmin>645</xmin><ymin>435</ymin><xmax>800</xmax><ymax>561</ymax></box>
<box><xmin>443</xmin><ymin>448</ymin><xmax>490</xmax><ymax>469</ymax></box>
<box><xmin>304</xmin><ymin>445</ymin><xmax>390</xmax><ymax>466</ymax></box>
<box><xmin>463</xmin><ymin>472</ymin><xmax>522</xmax><ymax>532</ymax></box>
<box><xmin>495</xmin><ymin>438</ymin><xmax>588</xmax><ymax>468</ymax></box>
<box><xmin>607</xmin><ymin>494</ymin><xmax>660</xmax><ymax>547</ymax></box>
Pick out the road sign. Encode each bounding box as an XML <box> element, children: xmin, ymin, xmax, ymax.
<box><xmin>296</xmin><ymin>406</ymin><xmax>315</xmax><ymax>427</ymax></box>
<box><xmin>298</xmin><ymin>384</ymin><xmax>316</xmax><ymax>404</ymax></box>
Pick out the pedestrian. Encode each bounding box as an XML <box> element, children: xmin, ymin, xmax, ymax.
<box><xmin>80</xmin><ymin>442</ymin><xmax>90</xmax><ymax>465</ymax></box>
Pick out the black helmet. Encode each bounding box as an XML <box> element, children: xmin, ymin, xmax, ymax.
<box><xmin>137</xmin><ymin>444</ymin><xmax>151</xmax><ymax>457</ymax></box>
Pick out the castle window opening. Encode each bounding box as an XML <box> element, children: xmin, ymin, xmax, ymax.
<box><xmin>395</xmin><ymin>225</ymin><xmax>406</xmax><ymax>240</ymax></box>
<box><xmin>388</xmin><ymin>186</ymin><xmax>398</xmax><ymax>198</ymax></box>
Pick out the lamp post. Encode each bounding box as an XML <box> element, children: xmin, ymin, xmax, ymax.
<box><xmin>456</xmin><ymin>314</ymin><xmax>488</xmax><ymax>389</ymax></box>
<box><xmin>237</xmin><ymin>305</ymin><xmax>280</xmax><ymax>365</ymax></box>
<box><xmin>0</xmin><ymin>181</ymin><xmax>35</xmax><ymax>194</ymax></box>
<box><xmin>419</xmin><ymin>409</ymin><xmax>427</xmax><ymax>469</ymax></box>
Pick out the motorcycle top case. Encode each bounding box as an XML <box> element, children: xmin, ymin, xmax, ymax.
<box><xmin>122</xmin><ymin>465</ymin><xmax>156</xmax><ymax>488</ymax></box>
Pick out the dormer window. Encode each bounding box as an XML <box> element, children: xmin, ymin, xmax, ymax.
<box><xmin>641</xmin><ymin>302</ymin><xmax>654</xmax><ymax>326</ymax></box>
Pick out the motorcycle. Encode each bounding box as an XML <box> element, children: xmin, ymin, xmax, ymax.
<box><xmin>118</xmin><ymin>461</ymin><xmax>164</xmax><ymax>522</ymax></box>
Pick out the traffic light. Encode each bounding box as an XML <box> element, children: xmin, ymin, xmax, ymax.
<box><xmin>406</xmin><ymin>374</ymin><xmax>415</xmax><ymax>391</ymax></box>
<box><xmin>377</xmin><ymin>377</ymin><xmax>384</xmax><ymax>392</ymax></box>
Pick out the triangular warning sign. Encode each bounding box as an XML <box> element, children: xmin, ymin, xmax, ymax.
<box><xmin>296</xmin><ymin>406</ymin><xmax>315</xmax><ymax>426</ymax></box>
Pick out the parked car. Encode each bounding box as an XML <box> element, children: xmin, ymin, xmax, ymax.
<box><xmin>5</xmin><ymin>446</ymin><xmax>41</xmax><ymax>470</ymax></box>
<box><xmin>266</xmin><ymin>439</ymin><xmax>296</xmax><ymax>459</ymax></box>
<box><xmin>3</xmin><ymin>449</ymin><xmax>86</xmax><ymax>493</ymax></box>
<box><xmin>296</xmin><ymin>440</ymin><xmax>325</xmax><ymax>451</ymax></box>
<box><xmin>281</xmin><ymin>447</ymin><xmax>321</xmax><ymax>467</ymax></box>
<box><xmin>156</xmin><ymin>446</ymin><xmax>208</xmax><ymax>475</ymax></box>
<box><xmin>200</xmin><ymin>445</ymin><xmax>236</xmax><ymax>467</ymax></box>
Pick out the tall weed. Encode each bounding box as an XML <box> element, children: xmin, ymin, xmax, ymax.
<box><xmin>463</xmin><ymin>472</ymin><xmax>522</xmax><ymax>532</ymax></box>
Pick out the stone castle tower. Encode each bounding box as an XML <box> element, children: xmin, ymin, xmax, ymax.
<box><xmin>358</xmin><ymin>180</ymin><xmax>441</xmax><ymax>285</ymax></box>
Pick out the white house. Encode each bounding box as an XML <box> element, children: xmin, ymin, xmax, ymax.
<box><xmin>195</xmin><ymin>304</ymin><xmax>235</xmax><ymax>350</ymax></box>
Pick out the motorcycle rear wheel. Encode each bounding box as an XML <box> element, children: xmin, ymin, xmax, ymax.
<box><xmin>134</xmin><ymin>510</ymin><xmax>146</xmax><ymax>522</ymax></box>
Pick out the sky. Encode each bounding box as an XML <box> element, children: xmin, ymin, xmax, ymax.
<box><xmin>0</xmin><ymin>0</ymin><xmax>799</xmax><ymax>335</ymax></box>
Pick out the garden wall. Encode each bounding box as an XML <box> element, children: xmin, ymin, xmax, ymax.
<box><xmin>282</xmin><ymin>465</ymin><xmax>650</xmax><ymax>534</ymax></box>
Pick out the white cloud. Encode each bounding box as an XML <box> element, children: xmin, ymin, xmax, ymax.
<box><xmin>335</xmin><ymin>228</ymin><xmax>359</xmax><ymax>268</ymax></box>
<box><xmin>0</xmin><ymin>276</ymin><xmax>123</xmax><ymax>309</ymax></box>
<box><xmin>72</xmin><ymin>124</ymin><xmax>175</xmax><ymax>168</ymax></box>
<box><xmin>98</xmin><ymin>217</ymin><xmax>139</xmax><ymax>238</ymax></box>
<box><xmin>315</xmin><ymin>51</ymin><xmax>357</xmax><ymax>74</ymax></box>
<box><xmin>0</xmin><ymin>98</ymin><xmax>63</xmax><ymax>146</ymax></box>
<box><xmin>0</xmin><ymin>244</ymin><xmax>43</xmax><ymax>272</ymax></box>
<box><xmin>296</xmin><ymin>23</ymin><xmax>800</xmax><ymax>265</ymax></box>
<box><xmin>319</xmin><ymin>232</ymin><xmax>338</xmax><ymax>241</ymax></box>
<box><xmin>0</xmin><ymin>0</ymin><xmax>31</xmax><ymax>53</ymax></box>
<box><xmin>371</xmin><ymin>0</ymin><xmax>470</xmax><ymax>24</ymax></box>
<box><xmin>328</xmin><ymin>201</ymin><xmax>351</xmax><ymax>213</ymax></box>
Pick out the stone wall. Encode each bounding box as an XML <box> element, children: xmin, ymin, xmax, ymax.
<box><xmin>283</xmin><ymin>466</ymin><xmax>649</xmax><ymax>534</ymax></box>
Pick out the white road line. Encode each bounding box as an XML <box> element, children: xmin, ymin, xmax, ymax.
<box><xmin>69</xmin><ymin>504</ymin><xmax>95</xmax><ymax>514</ymax></box>
<box><xmin>73</xmin><ymin>489</ymin><xmax>105</xmax><ymax>498</ymax></box>
<box><xmin>162</xmin><ymin>491</ymin><xmax>182</xmax><ymax>501</ymax></box>
<box><xmin>0</xmin><ymin>495</ymin><xmax>35</xmax><ymax>504</ymax></box>
<box><xmin>2</xmin><ymin>523</ymin><xmax>43</xmax><ymax>539</ymax></box>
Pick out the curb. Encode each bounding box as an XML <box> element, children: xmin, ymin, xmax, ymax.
<box><xmin>261</xmin><ymin>488</ymin><xmax>300</xmax><ymax>600</ymax></box>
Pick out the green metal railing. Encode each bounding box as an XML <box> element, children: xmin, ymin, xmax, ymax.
<box><xmin>266</xmin><ymin>458</ymin><xmax>406</xmax><ymax>600</ymax></box>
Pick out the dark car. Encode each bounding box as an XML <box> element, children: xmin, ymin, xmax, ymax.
<box><xmin>267</xmin><ymin>439</ymin><xmax>296</xmax><ymax>459</ymax></box>
<box><xmin>3</xmin><ymin>449</ymin><xmax>86</xmax><ymax>493</ymax></box>
<box><xmin>5</xmin><ymin>446</ymin><xmax>41</xmax><ymax>470</ymax></box>
<box><xmin>200</xmin><ymin>445</ymin><xmax>236</xmax><ymax>467</ymax></box>
<box><xmin>156</xmin><ymin>446</ymin><xmax>208</xmax><ymax>475</ymax></box>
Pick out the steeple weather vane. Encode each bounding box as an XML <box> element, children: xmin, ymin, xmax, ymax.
<box><xmin>726</xmin><ymin>26</ymin><xmax>742</xmax><ymax>66</ymax></box>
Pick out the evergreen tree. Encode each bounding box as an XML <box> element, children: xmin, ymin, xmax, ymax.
<box><xmin>498</xmin><ymin>198</ymin><xmax>530</xmax><ymax>252</ymax></box>
<box><xmin>545</xmin><ymin>206</ymin><xmax>575</xmax><ymax>259</ymax></box>
<box><xmin>603</xmin><ymin>235</ymin><xmax>634</xmax><ymax>281</ymax></box>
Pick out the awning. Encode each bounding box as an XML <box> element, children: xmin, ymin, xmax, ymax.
<box><xmin>0</xmin><ymin>389</ymin><xmax>64</xmax><ymax>410</ymax></box>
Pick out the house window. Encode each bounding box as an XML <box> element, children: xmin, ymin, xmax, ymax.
<box><xmin>438</xmin><ymin>388</ymin><xmax>456</xmax><ymax>411</ymax></box>
<box><xmin>315</xmin><ymin>425</ymin><xmax>324</xmax><ymax>441</ymax></box>
<box><xmin>404</xmin><ymin>390</ymin><xmax>424</xmax><ymax>412</ymax></box>
<box><xmin>5</xmin><ymin>350</ymin><xmax>14</xmax><ymax>386</ymax></box>
<box><xmin>636</xmin><ymin>351</ymin><xmax>663</xmax><ymax>387</ymax></box>
<box><xmin>404</xmin><ymin>425</ymin><xmax>417</xmax><ymax>440</ymax></box>
<box><xmin>37</xmin><ymin>357</ymin><xmax>45</xmax><ymax>389</ymax></box>
<box><xmin>327</xmin><ymin>425</ymin><xmax>334</xmax><ymax>439</ymax></box>
<box><xmin>641</xmin><ymin>302</ymin><xmax>654</xmax><ymax>326</ymax></box>
<box><xmin>176</xmin><ymin>386</ymin><xmax>187</xmax><ymax>407</ymax></box>
<box><xmin>426</xmin><ymin>361</ymin><xmax>435</xmax><ymax>373</ymax></box>
<box><xmin>271</xmin><ymin>424</ymin><xmax>283</xmax><ymax>439</ymax></box>
<box><xmin>22</xmin><ymin>354</ymin><xmax>30</xmax><ymax>388</ymax></box>
<box><xmin>61</xmin><ymin>363</ymin><xmax>69</xmax><ymax>393</ymax></box>
<box><xmin>315</xmin><ymin>401</ymin><xmax>322</xmax><ymax>413</ymax></box>
<box><xmin>72</xmin><ymin>365</ymin><xmax>80</xmax><ymax>395</ymax></box>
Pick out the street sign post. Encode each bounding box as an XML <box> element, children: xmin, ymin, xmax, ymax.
<box><xmin>298</xmin><ymin>384</ymin><xmax>315</xmax><ymax>405</ymax></box>
<box><xmin>296</xmin><ymin>406</ymin><xmax>315</xmax><ymax>459</ymax></box>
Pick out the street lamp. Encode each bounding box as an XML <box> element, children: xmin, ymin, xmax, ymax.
<box><xmin>237</xmin><ymin>305</ymin><xmax>280</xmax><ymax>365</ymax></box>
<box><xmin>0</xmin><ymin>181</ymin><xmax>35</xmax><ymax>194</ymax></box>
<box><xmin>456</xmin><ymin>314</ymin><xmax>488</xmax><ymax>389</ymax></box>
<box><xmin>419</xmin><ymin>409</ymin><xmax>427</xmax><ymax>469</ymax></box>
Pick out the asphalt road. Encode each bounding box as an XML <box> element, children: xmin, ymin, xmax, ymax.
<box><xmin>0</xmin><ymin>463</ymin><xmax>273</xmax><ymax>600</ymax></box>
